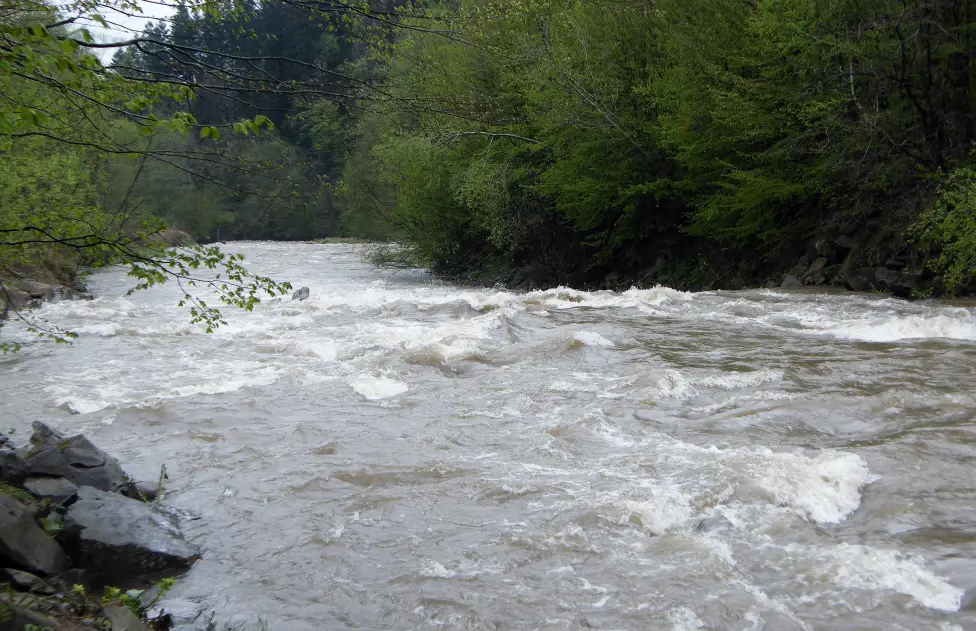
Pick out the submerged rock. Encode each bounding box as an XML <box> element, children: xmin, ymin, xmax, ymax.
<box><xmin>0</xmin><ymin>493</ymin><xmax>68</xmax><ymax>576</ymax></box>
<box><xmin>60</xmin><ymin>486</ymin><xmax>200</xmax><ymax>584</ymax></box>
<box><xmin>292</xmin><ymin>286</ymin><xmax>310</xmax><ymax>301</ymax></box>
<box><xmin>22</xmin><ymin>422</ymin><xmax>133</xmax><ymax>495</ymax></box>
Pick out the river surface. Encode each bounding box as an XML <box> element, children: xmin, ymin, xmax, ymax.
<box><xmin>2</xmin><ymin>242</ymin><xmax>976</xmax><ymax>630</ymax></box>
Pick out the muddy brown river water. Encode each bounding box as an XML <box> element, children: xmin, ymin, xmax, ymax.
<box><xmin>2</xmin><ymin>242</ymin><xmax>975</xmax><ymax>630</ymax></box>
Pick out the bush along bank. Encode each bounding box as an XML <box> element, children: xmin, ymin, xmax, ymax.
<box><xmin>0</xmin><ymin>422</ymin><xmax>199</xmax><ymax>631</ymax></box>
<box><xmin>336</xmin><ymin>0</ymin><xmax>975</xmax><ymax>298</ymax></box>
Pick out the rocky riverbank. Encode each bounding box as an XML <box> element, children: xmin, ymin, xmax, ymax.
<box><xmin>1</xmin><ymin>422</ymin><xmax>199</xmax><ymax>631</ymax></box>
<box><xmin>0</xmin><ymin>279</ymin><xmax>92</xmax><ymax>324</ymax></box>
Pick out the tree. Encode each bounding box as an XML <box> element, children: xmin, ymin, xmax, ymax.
<box><xmin>0</xmin><ymin>0</ymin><xmax>416</xmax><ymax>345</ymax></box>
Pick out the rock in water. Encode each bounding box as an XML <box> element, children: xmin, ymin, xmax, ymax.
<box><xmin>23</xmin><ymin>477</ymin><xmax>79</xmax><ymax>505</ymax></box>
<box><xmin>60</xmin><ymin>486</ymin><xmax>200</xmax><ymax>584</ymax></box>
<box><xmin>780</xmin><ymin>275</ymin><xmax>804</xmax><ymax>289</ymax></box>
<box><xmin>22</xmin><ymin>422</ymin><xmax>133</xmax><ymax>495</ymax></box>
<box><xmin>0</xmin><ymin>493</ymin><xmax>68</xmax><ymax>576</ymax></box>
<box><xmin>292</xmin><ymin>286</ymin><xmax>310</xmax><ymax>301</ymax></box>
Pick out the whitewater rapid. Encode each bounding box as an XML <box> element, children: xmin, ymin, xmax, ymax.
<box><xmin>1</xmin><ymin>242</ymin><xmax>974</xmax><ymax>630</ymax></box>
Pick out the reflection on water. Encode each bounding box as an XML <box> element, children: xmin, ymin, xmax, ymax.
<box><xmin>1</xmin><ymin>243</ymin><xmax>975</xmax><ymax>630</ymax></box>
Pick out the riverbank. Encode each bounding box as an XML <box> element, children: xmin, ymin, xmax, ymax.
<box><xmin>0</xmin><ymin>422</ymin><xmax>197</xmax><ymax>631</ymax></box>
<box><xmin>370</xmin><ymin>234</ymin><xmax>963</xmax><ymax>300</ymax></box>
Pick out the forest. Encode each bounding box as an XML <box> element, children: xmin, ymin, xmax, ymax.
<box><xmin>2</xmin><ymin>0</ymin><xmax>975</xmax><ymax>300</ymax></box>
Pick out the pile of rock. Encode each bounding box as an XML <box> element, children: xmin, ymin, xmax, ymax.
<box><xmin>0</xmin><ymin>279</ymin><xmax>93</xmax><ymax>322</ymax></box>
<box><xmin>775</xmin><ymin>235</ymin><xmax>925</xmax><ymax>296</ymax></box>
<box><xmin>0</xmin><ymin>422</ymin><xmax>199</xmax><ymax>630</ymax></box>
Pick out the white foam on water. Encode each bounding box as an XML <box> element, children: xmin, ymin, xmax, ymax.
<box><xmin>726</xmin><ymin>447</ymin><xmax>877</xmax><ymax>524</ymax></box>
<box><xmin>160</xmin><ymin>367</ymin><xmax>281</xmax><ymax>400</ymax></box>
<box><xmin>820</xmin><ymin>312</ymin><xmax>976</xmax><ymax>342</ymax></box>
<box><xmin>350</xmin><ymin>375</ymin><xmax>408</xmax><ymax>400</ymax></box>
<box><xmin>651</xmin><ymin>369</ymin><xmax>786</xmax><ymax>401</ymax></box>
<box><xmin>420</xmin><ymin>561</ymin><xmax>456</xmax><ymax>579</ymax></box>
<box><xmin>697</xmin><ymin>370</ymin><xmax>783</xmax><ymax>390</ymax></box>
<box><xmin>620</xmin><ymin>488</ymin><xmax>694</xmax><ymax>535</ymax></box>
<box><xmin>799</xmin><ymin>543</ymin><xmax>964</xmax><ymax>612</ymax></box>
<box><xmin>45</xmin><ymin>362</ymin><xmax>283</xmax><ymax>413</ymax></box>
<box><xmin>655</xmin><ymin>370</ymin><xmax>699</xmax><ymax>400</ymax></box>
<box><xmin>54</xmin><ymin>396</ymin><xmax>112</xmax><ymax>415</ymax></box>
<box><xmin>572</xmin><ymin>331</ymin><xmax>616</xmax><ymax>348</ymax></box>
<box><xmin>668</xmin><ymin>607</ymin><xmax>705</xmax><ymax>631</ymax></box>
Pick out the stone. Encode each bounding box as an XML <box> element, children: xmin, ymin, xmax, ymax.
<box><xmin>291</xmin><ymin>286</ymin><xmax>310</xmax><ymax>301</ymax></box>
<box><xmin>23</xmin><ymin>422</ymin><xmax>133</xmax><ymax>495</ymax></box>
<box><xmin>24</xmin><ymin>477</ymin><xmax>79</xmax><ymax>505</ymax></box>
<box><xmin>765</xmin><ymin>279</ymin><xmax>780</xmax><ymax>289</ymax></box>
<box><xmin>0</xmin><ymin>568</ymin><xmax>56</xmax><ymax>594</ymax></box>
<box><xmin>780</xmin><ymin>275</ymin><xmax>804</xmax><ymax>289</ymax></box>
<box><xmin>0</xmin><ymin>592</ymin><xmax>89</xmax><ymax>631</ymax></box>
<box><xmin>0</xmin><ymin>448</ymin><xmax>28</xmax><ymax>485</ymax></box>
<box><xmin>0</xmin><ymin>493</ymin><xmax>68</xmax><ymax>576</ymax></box>
<box><xmin>103</xmin><ymin>604</ymin><xmax>154</xmax><ymax>631</ymax></box>
<box><xmin>697</xmin><ymin>515</ymin><xmax>734</xmax><ymax>534</ymax></box>
<box><xmin>123</xmin><ymin>480</ymin><xmax>160</xmax><ymax>503</ymax></box>
<box><xmin>0</xmin><ymin>287</ymin><xmax>30</xmax><ymax>311</ymax></box>
<box><xmin>882</xmin><ymin>270</ymin><xmax>920</xmax><ymax>297</ymax></box>
<box><xmin>844</xmin><ymin>266</ymin><xmax>877</xmax><ymax>292</ymax></box>
<box><xmin>14</xmin><ymin>280</ymin><xmax>58</xmax><ymax>301</ymax></box>
<box><xmin>60</xmin><ymin>486</ymin><xmax>200</xmax><ymax>584</ymax></box>
<box><xmin>835</xmin><ymin>234</ymin><xmax>854</xmax><ymax>250</ymax></box>
<box><xmin>790</xmin><ymin>255</ymin><xmax>810</xmax><ymax>276</ymax></box>
<box><xmin>801</xmin><ymin>257</ymin><xmax>829</xmax><ymax>285</ymax></box>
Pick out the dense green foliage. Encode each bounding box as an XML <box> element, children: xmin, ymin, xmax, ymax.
<box><xmin>3</xmin><ymin>0</ymin><xmax>975</xmax><ymax>321</ymax></box>
<box><xmin>337</xmin><ymin>0</ymin><xmax>976</xmax><ymax>292</ymax></box>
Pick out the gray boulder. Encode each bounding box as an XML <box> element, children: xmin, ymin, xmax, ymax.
<box><xmin>24</xmin><ymin>477</ymin><xmax>79</xmax><ymax>505</ymax></box>
<box><xmin>0</xmin><ymin>448</ymin><xmax>28</xmax><ymax>485</ymax></box>
<box><xmin>0</xmin><ymin>286</ymin><xmax>30</xmax><ymax>312</ymax></box>
<box><xmin>22</xmin><ymin>422</ymin><xmax>132</xmax><ymax>495</ymax></box>
<box><xmin>843</xmin><ymin>266</ymin><xmax>877</xmax><ymax>292</ymax></box>
<box><xmin>0</xmin><ymin>493</ymin><xmax>68</xmax><ymax>576</ymax></box>
<box><xmin>13</xmin><ymin>280</ymin><xmax>58</xmax><ymax>301</ymax></box>
<box><xmin>60</xmin><ymin>486</ymin><xmax>199</xmax><ymax>584</ymax></box>
<box><xmin>292</xmin><ymin>286</ymin><xmax>310</xmax><ymax>301</ymax></box>
<box><xmin>134</xmin><ymin>480</ymin><xmax>160</xmax><ymax>502</ymax></box>
<box><xmin>801</xmin><ymin>257</ymin><xmax>829</xmax><ymax>285</ymax></box>
<box><xmin>103</xmin><ymin>604</ymin><xmax>153</xmax><ymax>631</ymax></box>
<box><xmin>780</xmin><ymin>275</ymin><xmax>804</xmax><ymax>289</ymax></box>
<box><xmin>0</xmin><ymin>568</ymin><xmax>55</xmax><ymax>594</ymax></box>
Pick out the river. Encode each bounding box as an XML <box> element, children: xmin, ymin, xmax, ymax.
<box><xmin>2</xmin><ymin>242</ymin><xmax>976</xmax><ymax>630</ymax></box>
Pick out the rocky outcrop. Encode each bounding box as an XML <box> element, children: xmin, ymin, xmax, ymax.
<box><xmin>21</xmin><ymin>422</ymin><xmax>133</xmax><ymax>495</ymax></box>
<box><xmin>0</xmin><ymin>422</ymin><xmax>194</xmax><ymax>631</ymax></box>
<box><xmin>0</xmin><ymin>278</ymin><xmax>92</xmax><ymax>323</ymax></box>
<box><xmin>0</xmin><ymin>493</ymin><xmax>68</xmax><ymax>576</ymax></box>
<box><xmin>292</xmin><ymin>286</ymin><xmax>310</xmax><ymax>301</ymax></box>
<box><xmin>60</xmin><ymin>486</ymin><xmax>200</xmax><ymax>584</ymax></box>
<box><xmin>1</xmin><ymin>423</ymin><xmax>198</xmax><ymax>591</ymax></box>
